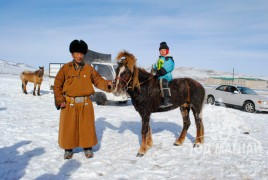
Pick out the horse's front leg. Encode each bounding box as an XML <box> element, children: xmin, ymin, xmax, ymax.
<box><xmin>174</xmin><ymin>103</ymin><xmax>191</xmax><ymax>146</ymax></box>
<box><xmin>33</xmin><ymin>83</ymin><xmax>36</xmax><ymax>96</ymax></box>
<box><xmin>137</xmin><ymin>113</ymin><xmax>152</xmax><ymax>157</ymax></box>
<box><xmin>37</xmin><ymin>83</ymin><xmax>41</xmax><ymax>96</ymax></box>
<box><xmin>22</xmin><ymin>81</ymin><xmax>28</xmax><ymax>94</ymax></box>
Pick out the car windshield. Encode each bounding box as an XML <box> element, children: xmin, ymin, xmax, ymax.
<box><xmin>93</xmin><ymin>64</ymin><xmax>114</xmax><ymax>80</ymax></box>
<box><xmin>237</xmin><ymin>87</ymin><xmax>258</xmax><ymax>95</ymax></box>
<box><xmin>113</xmin><ymin>65</ymin><xmax>118</xmax><ymax>71</ymax></box>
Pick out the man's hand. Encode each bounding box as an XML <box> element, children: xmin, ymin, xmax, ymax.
<box><xmin>60</xmin><ymin>102</ymin><xmax>66</xmax><ymax>109</ymax></box>
<box><xmin>107</xmin><ymin>81</ymin><xmax>112</xmax><ymax>89</ymax></box>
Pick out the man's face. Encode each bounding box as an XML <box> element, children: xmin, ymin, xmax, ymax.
<box><xmin>72</xmin><ymin>52</ymin><xmax>84</xmax><ymax>63</ymax></box>
<box><xmin>159</xmin><ymin>49</ymin><xmax>168</xmax><ymax>56</ymax></box>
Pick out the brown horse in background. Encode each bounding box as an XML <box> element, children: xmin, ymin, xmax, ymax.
<box><xmin>112</xmin><ymin>51</ymin><xmax>205</xmax><ymax>157</ymax></box>
<box><xmin>20</xmin><ymin>66</ymin><xmax>44</xmax><ymax>96</ymax></box>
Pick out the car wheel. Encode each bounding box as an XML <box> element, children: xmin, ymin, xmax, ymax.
<box><xmin>243</xmin><ymin>101</ymin><xmax>255</xmax><ymax>113</ymax></box>
<box><xmin>93</xmin><ymin>92</ymin><xmax>107</xmax><ymax>105</ymax></box>
<box><xmin>207</xmin><ymin>95</ymin><xmax>215</xmax><ymax>105</ymax></box>
<box><xmin>118</xmin><ymin>100</ymin><xmax>128</xmax><ymax>104</ymax></box>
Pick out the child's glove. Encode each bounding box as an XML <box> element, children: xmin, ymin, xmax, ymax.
<box><xmin>154</xmin><ymin>70</ymin><xmax>162</xmax><ymax>78</ymax></box>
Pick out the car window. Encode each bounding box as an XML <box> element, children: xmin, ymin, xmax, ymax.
<box><xmin>216</xmin><ymin>85</ymin><xmax>228</xmax><ymax>91</ymax></box>
<box><xmin>93</xmin><ymin>64</ymin><xmax>114</xmax><ymax>80</ymax></box>
<box><xmin>227</xmin><ymin>86</ymin><xmax>237</xmax><ymax>93</ymax></box>
<box><xmin>237</xmin><ymin>87</ymin><xmax>257</xmax><ymax>95</ymax></box>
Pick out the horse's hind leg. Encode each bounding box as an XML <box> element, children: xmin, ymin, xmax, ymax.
<box><xmin>174</xmin><ymin>103</ymin><xmax>191</xmax><ymax>146</ymax></box>
<box><xmin>191</xmin><ymin>107</ymin><xmax>204</xmax><ymax>147</ymax></box>
<box><xmin>137</xmin><ymin>113</ymin><xmax>152</xmax><ymax>157</ymax></box>
<box><xmin>146</xmin><ymin>126</ymin><xmax>153</xmax><ymax>148</ymax></box>
<box><xmin>37</xmin><ymin>83</ymin><xmax>41</xmax><ymax>96</ymax></box>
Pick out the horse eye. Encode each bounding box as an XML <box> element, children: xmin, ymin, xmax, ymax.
<box><xmin>118</xmin><ymin>56</ymin><xmax>126</xmax><ymax>64</ymax></box>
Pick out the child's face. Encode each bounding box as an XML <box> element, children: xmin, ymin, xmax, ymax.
<box><xmin>159</xmin><ymin>49</ymin><xmax>168</xmax><ymax>56</ymax></box>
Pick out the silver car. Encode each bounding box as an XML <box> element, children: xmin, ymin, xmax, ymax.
<box><xmin>206</xmin><ymin>85</ymin><xmax>268</xmax><ymax>113</ymax></box>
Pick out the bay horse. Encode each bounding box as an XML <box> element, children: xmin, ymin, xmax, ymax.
<box><xmin>112</xmin><ymin>51</ymin><xmax>205</xmax><ymax>157</ymax></box>
<box><xmin>20</xmin><ymin>66</ymin><xmax>44</xmax><ymax>96</ymax></box>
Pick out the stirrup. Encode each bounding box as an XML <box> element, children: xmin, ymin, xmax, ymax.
<box><xmin>159</xmin><ymin>103</ymin><xmax>172</xmax><ymax>108</ymax></box>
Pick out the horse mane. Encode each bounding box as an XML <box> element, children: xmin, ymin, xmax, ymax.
<box><xmin>22</xmin><ymin>70</ymin><xmax>32</xmax><ymax>74</ymax></box>
<box><xmin>116</xmin><ymin>51</ymin><xmax>140</xmax><ymax>91</ymax></box>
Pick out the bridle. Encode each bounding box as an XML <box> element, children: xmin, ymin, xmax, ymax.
<box><xmin>114</xmin><ymin>57</ymin><xmax>154</xmax><ymax>90</ymax></box>
<box><xmin>114</xmin><ymin>75</ymin><xmax>132</xmax><ymax>90</ymax></box>
<box><xmin>114</xmin><ymin>73</ymin><xmax>154</xmax><ymax>91</ymax></box>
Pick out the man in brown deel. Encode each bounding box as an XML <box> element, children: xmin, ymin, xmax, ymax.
<box><xmin>54</xmin><ymin>39</ymin><xmax>112</xmax><ymax>159</ymax></box>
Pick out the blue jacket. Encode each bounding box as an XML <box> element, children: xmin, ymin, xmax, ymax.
<box><xmin>154</xmin><ymin>54</ymin><xmax>174</xmax><ymax>82</ymax></box>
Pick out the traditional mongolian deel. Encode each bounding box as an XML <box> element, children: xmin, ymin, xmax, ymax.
<box><xmin>54</xmin><ymin>61</ymin><xmax>111</xmax><ymax>149</ymax></box>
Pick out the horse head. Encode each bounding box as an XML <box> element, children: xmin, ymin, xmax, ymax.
<box><xmin>112</xmin><ymin>51</ymin><xmax>140</xmax><ymax>95</ymax></box>
<box><xmin>38</xmin><ymin>66</ymin><xmax>44</xmax><ymax>77</ymax></box>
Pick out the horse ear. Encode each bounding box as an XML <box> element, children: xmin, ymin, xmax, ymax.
<box><xmin>132</xmin><ymin>67</ymin><xmax>140</xmax><ymax>91</ymax></box>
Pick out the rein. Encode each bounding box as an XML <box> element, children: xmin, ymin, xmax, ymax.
<box><xmin>115</xmin><ymin>75</ymin><xmax>154</xmax><ymax>90</ymax></box>
<box><xmin>139</xmin><ymin>76</ymin><xmax>154</xmax><ymax>86</ymax></box>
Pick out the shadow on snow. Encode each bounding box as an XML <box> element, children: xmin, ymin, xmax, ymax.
<box><xmin>0</xmin><ymin>141</ymin><xmax>44</xmax><ymax>179</ymax></box>
<box><xmin>94</xmin><ymin>117</ymin><xmax>196</xmax><ymax>152</ymax></box>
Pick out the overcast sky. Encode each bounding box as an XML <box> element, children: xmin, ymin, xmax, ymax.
<box><xmin>0</xmin><ymin>0</ymin><xmax>268</xmax><ymax>77</ymax></box>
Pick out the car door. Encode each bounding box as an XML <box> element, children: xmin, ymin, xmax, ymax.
<box><xmin>213</xmin><ymin>85</ymin><xmax>230</xmax><ymax>103</ymax></box>
<box><xmin>225</xmin><ymin>86</ymin><xmax>241</xmax><ymax>105</ymax></box>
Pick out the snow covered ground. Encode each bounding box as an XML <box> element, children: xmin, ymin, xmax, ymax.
<box><xmin>0</xmin><ymin>73</ymin><xmax>268</xmax><ymax>180</ymax></box>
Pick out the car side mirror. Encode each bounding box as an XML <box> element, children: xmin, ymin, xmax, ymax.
<box><xmin>234</xmin><ymin>90</ymin><xmax>239</xmax><ymax>94</ymax></box>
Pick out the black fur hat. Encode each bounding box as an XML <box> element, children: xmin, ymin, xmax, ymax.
<box><xmin>69</xmin><ymin>39</ymin><xmax>88</xmax><ymax>54</ymax></box>
<box><xmin>159</xmin><ymin>41</ymin><xmax>169</xmax><ymax>50</ymax></box>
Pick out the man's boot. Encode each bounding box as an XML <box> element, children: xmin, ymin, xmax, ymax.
<box><xmin>64</xmin><ymin>149</ymin><xmax>73</xmax><ymax>159</ymax></box>
<box><xmin>159</xmin><ymin>79</ymin><xmax>172</xmax><ymax>108</ymax></box>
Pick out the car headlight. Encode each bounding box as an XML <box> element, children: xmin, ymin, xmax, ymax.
<box><xmin>258</xmin><ymin>101</ymin><xmax>268</xmax><ymax>105</ymax></box>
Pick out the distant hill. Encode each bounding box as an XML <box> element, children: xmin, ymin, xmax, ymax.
<box><xmin>0</xmin><ymin>59</ymin><xmax>38</xmax><ymax>75</ymax></box>
<box><xmin>1</xmin><ymin>59</ymin><xmax>267</xmax><ymax>82</ymax></box>
<box><xmin>145</xmin><ymin>67</ymin><xmax>268</xmax><ymax>83</ymax></box>
<box><xmin>172</xmin><ymin>67</ymin><xmax>268</xmax><ymax>82</ymax></box>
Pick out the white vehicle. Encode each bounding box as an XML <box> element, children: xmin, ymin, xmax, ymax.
<box><xmin>49</xmin><ymin>63</ymin><xmax>64</xmax><ymax>90</ymax></box>
<box><xmin>206</xmin><ymin>85</ymin><xmax>268</xmax><ymax>113</ymax></box>
<box><xmin>49</xmin><ymin>61</ymin><xmax>128</xmax><ymax>105</ymax></box>
<box><xmin>91</xmin><ymin>61</ymin><xmax>128</xmax><ymax>105</ymax></box>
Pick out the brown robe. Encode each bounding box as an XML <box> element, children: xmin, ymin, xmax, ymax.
<box><xmin>54</xmin><ymin>61</ymin><xmax>111</xmax><ymax>149</ymax></box>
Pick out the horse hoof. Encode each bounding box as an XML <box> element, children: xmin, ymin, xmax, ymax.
<box><xmin>193</xmin><ymin>144</ymin><xmax>200</xmax><ymax>148</ymax></box>
<box><xmin>173</xmin><ymin>143</ymin><xmax>181</xmax><ymax>146</ymax></box>
<box><xmin>136</xmin><ymin>153</ymin><xmax>144</xmax><ymax>157</ymax></box>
